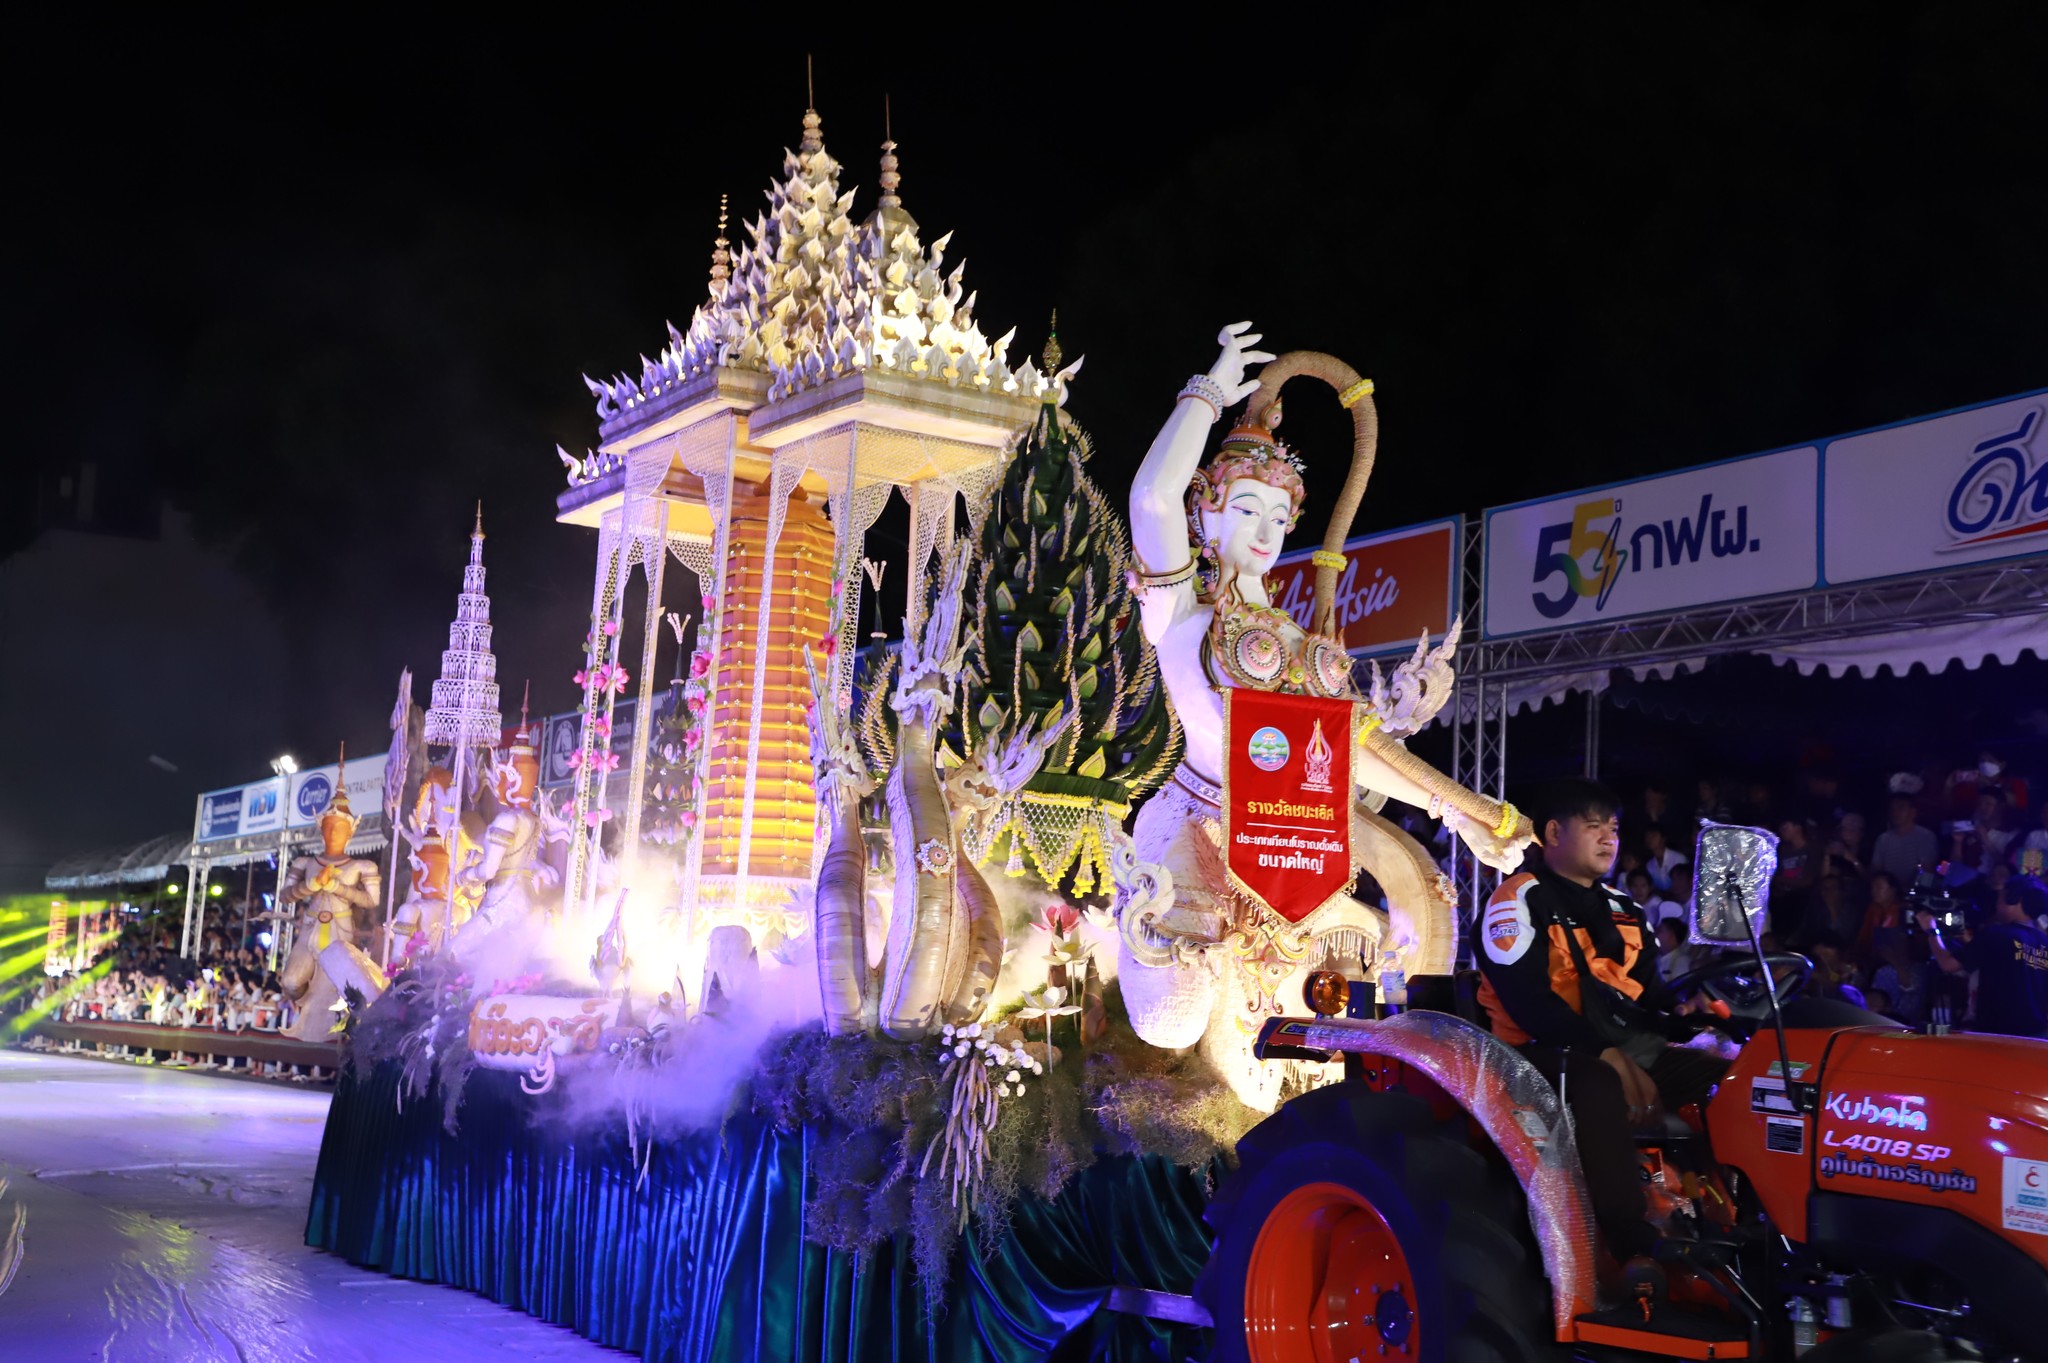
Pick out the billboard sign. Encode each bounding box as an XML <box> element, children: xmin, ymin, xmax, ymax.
<box><xmin>1822</xmin><ymin>389</ymin><xmax>2048</xmax><ymax>586</ymax></box>
<box><xmin>540</xmin><ymin>693</ymin><xmax>675</xmax><ymax>789</ymax></box>
<box><xmin>1482</xmin><ymin>446</ymin><xmax>1821</xmax><ymax>639</ymax></box>
<box><xmin>237</xmin><ymin>777</ymin><xmax>286</xmax><ymax>836</ymax></box>
<box><xmin>197</xmin><ymin>788</ymin><xmax>242</xmax><ymax>841</ymax></box>
<box><xmin>1267</xmin><ymin>517</ymin><xmax>1462</xmax><ymax>656</ymax></box>
<box><xmin>288</xmin><ymin>752</ymin><xmax>388</xmax><ymax>828</ymax></box>
<box><xmin>194</xmin><ymin>776</ymin><xmax>288</xmax><ymax>843</ymax></box>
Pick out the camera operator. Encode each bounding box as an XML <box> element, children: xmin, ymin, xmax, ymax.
<box><xmin>1918</xmin><ymin>876</ymin><xmax>2048</xmax><ymax>1039</ymax></box>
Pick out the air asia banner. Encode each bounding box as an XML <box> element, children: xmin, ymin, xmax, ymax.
<box><xmin>1822</xmin><ymin>389</ymin><xmax>2048</xmax><ymax>585</ymax></box>
<box><xmin>1268</xmin><ymin>518</ymin><xmax>1462</xmax><ymax>657</ymax></box>
<box><xmin>1223</xmin><ymin>689</ymin><xmax>1356</xmax><ymax>924</ymax></box>
<box><xmin>1481</xmin><ymin>447</ymin><xmax>1820</xmax><ymax>639</ymax></box>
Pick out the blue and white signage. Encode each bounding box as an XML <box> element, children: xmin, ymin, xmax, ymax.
<box><xmin>540</xmin><ymin>693</ymin><xmax>677</xmax><ymax>789</ymax></box>
<box><xmin>193</xmin><ymin>754</ymin><xmax>385</xmax><ymax>842</ymax></box>
<box><xmin>541</xmin><ymin>709</ymin><xmax>589</xmax><ymax>788</ymax></box>
<box><xmin>1822</xmin><ymin>389</ymin><xmax>2048</xmax><ymax>586</ymax></box>
<box><xmin>194</xmin><ymin>776</ymin><xmax>288</xmax><ymax>842</ymax></box>
<box><xmin>198</xmin><ymin>788</ymin><xmax>244</xmax><ymax>841</ymax></box>
<box><xmin>293</xmin><ymin>771</ymin><xmax>335</xmax><ymax>822</ymax></box>
<box><xmin>287</xmin><ymin>752</ymin><xmax>387</xmax><ymax>828</ymax></box>
<box><xmin>1482</xmin><ymin>446</ymin><xmax>1821</xmax><ymax>638</ymax></box>
<box><xmin>239</xmin><ymin>777</ymin><xmax>286</xmax><ymax>836</ymax></box>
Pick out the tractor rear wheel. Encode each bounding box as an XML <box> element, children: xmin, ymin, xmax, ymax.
<box><xmin>1197</xmin><ymin>1084</ymin><xmax>1564</xmax><ymax>1363</ymax></box>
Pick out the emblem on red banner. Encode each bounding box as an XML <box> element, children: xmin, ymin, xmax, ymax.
<box><xmin>1223</xmin><ymin>690</ymin><xmax>1358</xmax><ymax>924</ymax></box>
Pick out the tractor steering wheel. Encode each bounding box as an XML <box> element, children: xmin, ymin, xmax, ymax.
<box><xmin>1664</xmin><ymin>952</ymin><xmax>1812</xmax><ymax>1039</ymax></box>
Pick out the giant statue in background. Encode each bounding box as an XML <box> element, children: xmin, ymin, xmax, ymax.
<box><xmin>275</xmin><ymin>773</ymin><xmax>385</xmax><ymax>1041</ymax></box>
<box><xmin>1120</xmin><ymin>323</ymin><xmax>1535</xmax><ymax>1108</ymax></box>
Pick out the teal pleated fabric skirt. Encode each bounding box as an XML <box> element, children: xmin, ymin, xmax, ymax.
<box><xmin>305</xmin><ymin>1063</ymin><xmax>1216</xmax><ymax>1362</ymax></box>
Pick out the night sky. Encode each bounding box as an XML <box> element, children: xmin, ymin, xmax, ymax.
<box><xmin>5</xmin><ymin>11</ymin><xmax>2046</xmax><ymax>885</ymax></box>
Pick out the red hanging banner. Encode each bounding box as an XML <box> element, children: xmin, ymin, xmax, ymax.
<box><xmin>1223</xmin><ymin>689</ymin><xmax>1358</xmax><ymax>924</ymax></box>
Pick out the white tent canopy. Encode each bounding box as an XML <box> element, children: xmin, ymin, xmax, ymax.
<box><xmin>1767</xmin><ymin>614</ymin><xmax>2045</xmax><ymax>679</ymax></box>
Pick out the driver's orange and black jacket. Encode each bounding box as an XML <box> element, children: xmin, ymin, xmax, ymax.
<box><xmin>1474</xmin><ymin>867</ymin><xmax>1682</xmax><ymax>1051</ymax></box>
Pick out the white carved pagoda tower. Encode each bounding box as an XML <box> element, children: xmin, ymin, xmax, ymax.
<box><xmin>556</xmin><ymin>103</ymin><xmax>1058</xmax><ymax>976</ymax></box>
<box><xmin>424</xmin><ymin>505</ymin><xmax>503</xmax><ymax>767</ymax></box>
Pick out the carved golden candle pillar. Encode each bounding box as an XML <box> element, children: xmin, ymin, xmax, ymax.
<box><xmin>698</xmin><ymin>483</ymin><xmax>835</xmax><ymax>880</ymax></box>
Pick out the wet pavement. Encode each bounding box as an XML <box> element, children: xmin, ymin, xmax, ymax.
<box><xmin>0</xmin><ymin>1049</ymin><xmax>622</xmax><ymax>1362</ymax></box>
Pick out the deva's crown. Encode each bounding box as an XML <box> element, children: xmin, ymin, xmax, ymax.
<box><xmin>1190</xmin><ymin>403</ymin><xmax>1306</xmax><ymax>530</ymax></box>
<box><xmin>318</xmin><ymin>785</ymin><xmax>359</xmax><ymax>842</ymax></box>
<box><xmin>318</xmin><ymin>745</ymin><xmax>359</xmax><ymax>842</ymax></box>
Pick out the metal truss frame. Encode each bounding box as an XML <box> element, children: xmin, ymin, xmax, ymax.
<box><xmin>1460</xmin><ymin>556</ymin><xmax>2048</xmax><ymax>680</ymax></box>
<box><xmin>1439</xmin><ymin>530</ymin><xmax>2046</xmax><ymax>950</ymax></box>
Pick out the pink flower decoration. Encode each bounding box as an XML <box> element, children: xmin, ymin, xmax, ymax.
<box><xmin>689</xmin><ymin>650</ymin><xmax>712</xmax><ymax>680</ymax></box>
<box><xmin>605</xmin><ymin>664</ymin><xmax>630</xmax><ymax>696</ymax></box>
<box><xmin>584</xmin><ymin>808</ymin><xmax>614</xmax><ymax>829</ymax></box>
<box><xmin>573</xmin><ymin>668</ymin><xmax>591</xmax><ymax>689</ymax></box>
<box><xmin>592</xmin><ymin>715</ymin><xmax>613</xmax><ymax>740</ymax></box>
<box><xmin>821</xmin><ymin>633</ymin><xmax>839</xmax><ymax>658</ymax></box>
<box><xmin>1041</xmin><ymin>903</ymin><xmax>1081</xmax><ymax>937</ymax></box>
<box><xmin>566</xmin><ymin>748</ymin><xmax>585</xmax><ymax>771</ymax></box>
<box><xmin>602</xmin><ymin>619</ymin><xmax>620</xmax><ymax>637</ymax></box>
<box><xmin>679</xmin><ymin>809</ymin><xmax>698</xmax><ymax>828</ymax></box>
<box><xmin>593</xmin><ymin>751</ymin><xmax>621</xmax><ymax>774</ymax></box>
<box><xmin>703</xmin><ymin>595</ymin><xmax>717</xmax><ymax>614</ymax></box>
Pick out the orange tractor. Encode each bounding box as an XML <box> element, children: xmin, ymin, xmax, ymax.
<box><xmin>1195</xmin><ymin>930</ymin><xmax>2048</xmax><ymax>1360</ymax></box>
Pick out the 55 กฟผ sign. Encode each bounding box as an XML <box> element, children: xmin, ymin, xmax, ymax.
<box><xmin>1482</xmin><ymin>446</ymin><xmax>1819</xmax><ymax>638</ymax></box>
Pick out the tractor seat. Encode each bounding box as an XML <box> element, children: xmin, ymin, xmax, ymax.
<box><xmin>1403</xmin><ymin>972</ymin><xmax>1492</xmax><ymax>1031</ymax></box>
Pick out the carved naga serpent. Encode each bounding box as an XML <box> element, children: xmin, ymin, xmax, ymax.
<box><xmin>804</xmin><ymin>647</ymin><xmax>873</xmax><ymax>1035</ymax></box>
<box><xmin>807</xmin><ymin>546</ymin><xmax>1007</xmax><ymax>1041</ymax></box>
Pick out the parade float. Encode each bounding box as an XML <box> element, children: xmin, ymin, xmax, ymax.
<box><xmin>305</xmin><ymin>101</ymin><xmax>1530</xmax><ymax>1363</ymax></box>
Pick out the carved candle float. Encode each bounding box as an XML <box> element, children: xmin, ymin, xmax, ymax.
<box><xmin>466</xmin><ymin>993</ymin><xmax>620</xmax><ymax>1094</ymax></box>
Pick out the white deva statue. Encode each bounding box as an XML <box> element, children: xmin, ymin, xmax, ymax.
<box><xmin>1122</xmin><ymin>322</ymin><xmax>1535</xmax><ymax>1108</ymax></box>
<box><xmin>275</xmin><ymin>774</ymin><xmax>386</xmax><ymax>1041</ymax></box>
<box><xmin>449</xmin><ymin>726</ymin><xmax>550</xmax><ymax>958</ymax></box>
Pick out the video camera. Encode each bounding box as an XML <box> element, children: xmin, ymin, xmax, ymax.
<box><xmin>1906</xmin><ymin>867</ymin><xmax>1968</xmax><ymax>934</ymax></box>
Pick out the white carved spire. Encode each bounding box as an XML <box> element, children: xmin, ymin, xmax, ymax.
<box><xmin>424</xmin><ymin>503</ymin><xmax>503</xmax><ymax>752</ymax></box>
<box><xmin>709</xmin><ymin>194</ymin><xmax>730</xmax><ymax>300</ymax></box>
<box><xmin>584</xmin><ymin>99</ymin><xmax>1019</xmax><ymax>418</ymax></box>
<box><xmin>877</xmin><ymin>94</ymin><xmax>901</xmax><ymax>213</ymax></box>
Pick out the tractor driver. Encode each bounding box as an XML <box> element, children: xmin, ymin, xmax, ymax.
<box><xmin>1474</xmin><ymin>779</ymin><xmax>1728</xmax><ymax>1261</ymax></box>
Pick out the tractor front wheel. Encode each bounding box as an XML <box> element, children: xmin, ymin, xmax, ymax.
<box><xmin>1196</xmin><ymin>1084</ymin><xmax>1563</xmax><ymax>1363</ymax></box>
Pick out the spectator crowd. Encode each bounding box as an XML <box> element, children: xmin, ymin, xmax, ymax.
<box><xmin>1599</xmin><ymin>751</ymin><xmax>2048</xmax><ymax>1038</ymax></box>
<box><xmin>20</xmin><ymin>907</ymin><xmax>294</xmax><ymax>1038</ymax></box>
